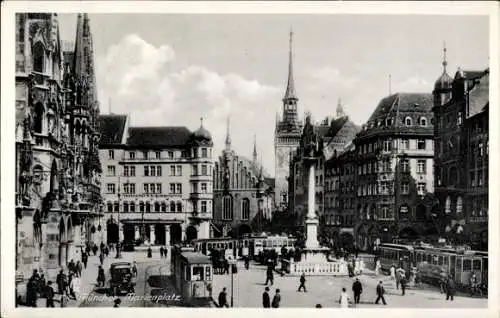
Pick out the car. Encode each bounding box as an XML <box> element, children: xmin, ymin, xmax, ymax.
<box><xmin>108</xmin><ymin>262</ymin><xmax>136</xmax><ymax>296</ymax></box>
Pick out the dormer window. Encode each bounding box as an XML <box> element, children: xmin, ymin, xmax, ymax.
<box><xmin>405</xmin><ymin>117</ymin><xmax>412</xmax><ymax>126</ymax></box>
<box><xmin>419</xmin><ymin>117</ymin><xmax>428</xmax><ymax>127</ymax></box>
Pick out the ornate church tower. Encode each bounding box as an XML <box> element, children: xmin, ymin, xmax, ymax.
<box><xmin>274</xmin><ymin>30</ymin><xmax>303</xmax><ymax>210</ymax></box>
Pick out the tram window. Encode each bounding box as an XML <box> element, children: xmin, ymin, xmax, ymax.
<box><xmin>427</xmin><ymin>255</ymin><xmax>431</xmax><ymax>263</ymax></box>
<box><xmin>205</xmin><ymin>266</ymin><xmax>212</xmax><ymax>281</ymax></box>
<box><xmin>473</xmin><ymin>260</ymin><xmax>481</xmax><ymax>271</ymax></box>
<box><xmin>185</xmin><ymin>267</ymin><xmax>191</xmax><ymax>281</ymax></box>
<box><xmin>438</xmin><ymin>256</ymin><xmax>443</xmax><ymax>265</ymax></box>
<box><xmin>444</xmin><ymin>257</ymin><xmax>449</xmax><ymax>265</ymax></box>
<box><xmin>192</xmin><ymin>266</ymin><xmax>205</xmax><ymax>281</ymax></box>
<box><xmin>463</xmin><ymin>259</ymin><xmax>472</xmax><ymax>271</ymax></box>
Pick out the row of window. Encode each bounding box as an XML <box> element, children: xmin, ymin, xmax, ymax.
<box><xmin>324</xmin><ymin>215</ymin><xmax>355</xmax><ymax>226</ymax></box>
<box><xmin>105</xmin><ymin>200</ymin><xmax>210</xmax><ymax>213</ymax></box>
<box><xmin>326</xmin><ymin>158</ymin><xmax>428</xmax><ymax>179</ymax></box>
<box><xmin>106</xmin><ymin>183</ymin><xmax>183</xmax><ymax>194</ymax></box>
<box><xmin>221</xmin><ymin>197</ymin><xmax>255</xmax><ymax>220</ymax></box>
<box><xmin>106</xmin><ymin>164</ymin><xmax>211</xmax><ymax>177</ymax></box>
<box><xmin>107</xmin><ymin>148</ymin><xmax>211</xmax><ymax>160</ymax></box>
<box><xmin>357</xmin><ymin>138</ymin><xmax>429</xmax><ymax>156</ymax></box>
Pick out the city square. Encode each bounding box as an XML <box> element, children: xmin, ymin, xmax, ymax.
<box><xmin>8</xmin><ymin>7</ymin><xmax>490</xmax><ymax>310</ymax></box>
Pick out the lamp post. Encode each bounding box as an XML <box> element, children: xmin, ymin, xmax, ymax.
<box><xmin>229</xmin><ymin>259</ymin><xmax>236</xmax><ymax>307</ymax></box>
<box><xmin>115</xmin><ymin>176</ymin><xmax>122</xmax><ymax>258</ymax></box>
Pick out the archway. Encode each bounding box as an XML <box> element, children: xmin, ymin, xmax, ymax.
<box><xmin>185</xmin><ymin>226</ymin><xmax>198</xmax><ymax>243</ymax></box>
<box><xmin>123</xmin><ymin>224</ymin><xmax>135</xmax><ymax>243</ymax></box>
<box><xmin>155</xmin><ymin>224</ymin><xmax>166</xmax><ymax>245</ymax></box>
<box><xmin>66</xmin><ymin>216</ymin><xmax>73</xmax><ymax>242</ymax></box>
<box><xmin>416</xmin><ymin>204</ymin><xmax>426</xmax><ymax>220</ymax></box>
<box><xmin>106</xmin><ymin>220</ymin><xmax>119</xmax><ymax>244</ymax></box>
<box><xmin>399</xmin><ymin>227</ymin><xmax>419</xmax><ymax>240</ymax></box>
<box><xmin>170</xmin><ymin>224</ymin><xmax>182</xmax><ymax>244</ymax></box>
<box><xmin>238</xmin><ymin>224</ymin><xmax>252</xmax><ymax>238</ymax></box>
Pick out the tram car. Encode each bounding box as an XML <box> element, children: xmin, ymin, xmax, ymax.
<box><xmin>171</xmin><ymin>245</ymin><xmax>214</xmax><ymax>307</ymax></box>
<box><xmin>377</xmin><ymin>243</ymin><xmax>414</xmax><ymax>276</ymax></box>
<box><xmin>192</xmin><ymin>238</ymin><xmax>239</xmax><ymax>259</ymax></box>
<box><xmin>249</xmin><ymin>235</ymin><xmax>296</xmax><ymax>258</ymax></box>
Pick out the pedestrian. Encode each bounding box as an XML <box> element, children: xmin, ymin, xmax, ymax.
<box><xmin>147</xmin><ymin>246</ymin><xmax>152</xmax><ymax>258</ymax></box>
<box><xmin>439</xmin><ymin>271</ymin><xmax>447</xmax><ymax>294</ymax></box>
<box><xmin>262</xmin><ymin>286</ymin><xmax>271</xmax><ymax>308</ymax></box>
<box><xmin>85</xmin><ymin>245</ymin><xmax>91</xmax><ymax>256</ymax></box>
<box><xmin>56</xmin><ymin>269</ymin><xmax>66</xmax><ymax>295</ymax></box>
<box><xmin>390</xmin><ymin>265</ymin><xmax>396</xmax><ymax>281</ymax></box>
<box><xmin>160</xmin><ymin>246</ymin><xmax>164</xmax><ymax>258</ymax></box>
<box><xmin>97</xmin><ymin>265</ymin><xmax>106</xmax><ymax>288</ymax></box>
<box><xmin>132</xmin><ymin>261</ymin><xmax>138</xmax><ymax>277</ymax></box>
<box><xmin>297</xmin><ymin>272</ymin><xmax>307</xmax><ymax>292</ymax></box>
<box><xmin>375</xmin><ymin>281</ymin><xmax>387</xmax><ymax>305</ymax></box>
<box><xmin>271</xmin><ymin>288</ymin><xmax>281</xmax><ymax>308</ymax></box>
<box><xmin>400</xmin><ymin>274</ymin><xmax>408</xmax><ymax>296</ymax></box>
<box><xmin>163</xmin><ymin>246</ymin><xmax>168</xmax><ymax>259</ymax></box>
<box><xmin>244</xmin><ymin>256</ymin><xmax>250</xmax><ymax>270</ymax></box>
<box><xmin>218</xmin><ymin>287</ymin><xmax>229</xmax><ymax>307</ymax></box>
<box><xmin>352</xmin><ymin>278</ymin><xmax>362</xmax><ymax>304</ymax></box>
<box><xmin>347</xmin><ymin>262</ymin><xmax>354</xmax><ymax>277</ymax></box>
<box><xmin>445</xmin><ymin>275</ymin><xmax>455</xmax><ymax>301</ymax></box>
<box><xmin>104</xmin><ymin>246</ymin><xmax>109</xmax><ymax>257</ymax></box>
<box><xmin>100</xmin><ymin>241</ymin><xmax>105</xmax><ymax>253</ymax></box>
<box><xmin>223</xmin><ymin>258</ymin><xmax>230</xmax><ymax>275</ymax></box>
<box><xmin>38</xmin><ymin>273</ymin><xmax>47</xmax><ymax>297</ymax></box>
<box><xmin>82</xmin><ymin>252</ymin><xmax>88</xmax><ymax>269</ymax></box>
<box><xmin>113</xmin><ymin>298</ymin><xmax>121</xmax><ymax>307</ymax></box>
<box><xmin>76</xmin><ymin>261</ymin><xmax>83</xmax><ymax>277</ymax></box>
<box><xmin>26</xmin><ymin>277</ymin><xmax>38</xmax><ymax>307</ymax></box>
<box><xmin>339</xmin><ymin>287</ymin><xmax>351</xmax><ymax>308</ymax></box>
<box><xmin>92</xmin><ymin>244</ymin><xmax>98</xmax><ymax>256</ymax></box>
<box><xmin>375</xmin><ymin>259</ymin><xmax>381</xmax><ymax>276</ymax></box>
<box><xmin>265</xmin><ymin>266</ymin><xmax>274</xmax><ymax>286</ymax></box>
<box><xmin>45</xmin><ymin>281</ymin><xmax>55</xmax><ymax>308</ymax></box>
<box><xmin>60</xmin><ymin>292</ymin><xmax>68</xmax><ymax>307</ymax></box>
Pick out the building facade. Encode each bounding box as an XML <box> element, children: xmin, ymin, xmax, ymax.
<box><xmin>15</xmin><ymin>13</ymin><xmax>102</xmax><ymax>281</ymax></box>
<box><xmin>432</xmin><ymin>54</ymin><xmax>489</xmax><ymax>250</ymax></box>
<box><xmin>213</xmin><ymin>121</ymin><xmax>275</xmax><ymax>237</ymax></box>
<box><xmin>354</xmin><ymin>92</ymin><xmax>436</xmax><ymax>251</ymax></box>
<box><xmin>324</xmin><ymin>142</ymin><xmax>358</xmax><ymax>250</ymax></box>
<box><xmin>275</xmin><ymin>31</ymin><xmax>303</xmax><ymax>210</ymax></box>
<box><xmin>99</xmin><ymin>116</ymin><xmax>214</xmax><ymax>245</ymax></box>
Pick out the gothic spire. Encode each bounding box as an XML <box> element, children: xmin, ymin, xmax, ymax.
<box><xmin>442</xmin><ymin>41</ymin><xmax>448</xmax><ymax>73</ymax></box>
<box><xmin>225</xmin><ymin>116</ymin><xmax>231</xmax><ymax>151</ymax></box>
<box><xmin>283</xmin><ymin>29</ymin><xmax>297</xmax><ymax>101</ymax></box>
<box><xmin>336</xmin><ymin>98</ymin><xmax>345</xmax><ymax>118</ymax></box>
<box><xmin>253</xmin><ymin>134</ymin><xmax>257</xmax><ymax>163</ymax></box>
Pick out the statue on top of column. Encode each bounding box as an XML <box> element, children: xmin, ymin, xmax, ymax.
<box><xmin>301</xmin><ymin>114</ymin><xmax>322</xmax><ymax>159</ymax></box>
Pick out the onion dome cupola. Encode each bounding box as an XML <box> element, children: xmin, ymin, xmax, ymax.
<box><xmin>191</xmin><ymin>117</ymin><xmax>213</xmax><ymax>145</ymax></box>
<box><xmin>433</xmin><ymin>43</ymin><xmax>453</xmax><ymax>106</ymax></box>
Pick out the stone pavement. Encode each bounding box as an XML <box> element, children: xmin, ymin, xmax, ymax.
<box><xmin>211</xmin><ymin>260</ymin><xmax>488</xmax><ymax>308</ymax></box>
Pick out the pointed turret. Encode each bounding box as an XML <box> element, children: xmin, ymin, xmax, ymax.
<box><xmin>225</xmin><ymin>116</ymin><xmax>231</xmax><ymax>151</ymax></box>
<box><xmin>336</xmin><ymin>98</ymin><xmax>345</xmax><ymax>118</ymax></box>
<box><xmin>283</xmin><ymin>30</ymin><xmax>297</xmax><ymax>101</ymax></box>
<box><xmin>253</xmin><ymin>135</ymin><xmax>258</xmax><ymax>163</ymax></box>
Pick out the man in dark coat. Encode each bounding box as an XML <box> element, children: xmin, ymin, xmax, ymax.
<box><xmin>375</xmin><ymin>281</ymin><xmax>387</xmax><ymax>305</ymax></box>
<box><xmin>82</xmin><ymin>252</ymin><xmax>88</xmax><ymax>269</ymax></box>
<box><xmin>97</xmin><ymin>265</ymin><xmax>106</xmax><ymax>287</ymax></box>
<box><xmin>271</xmin><ymin>289</ymin><xmax>281</xmax><ymax>308</ymax></box>
<box><xmin>352</xmin><ymin>278</ymin><xmax>363</xmax><ymax>304</ymax></box>
<box><xmin>160</xmin><ymin>246</ymin><xmax>164</xmax><ymax>258</ymax></box>
<box><xmin>297</xmin><ymin>273</ymin><xmax>307</xmax><ymax>292</ymax></box>
<box><xmin>26</xmin><ymin>277</ymin><xmax>38</xmax><ymax>307</ymax></box>
<box><xmin>265</xmin><ymin>266</ymin><xmax>274</xmax><ymax>286</ymax></box>
<box><xmin>56</xmin><ymin>269</ymin><xmax>66</xmax><ymax>295</ymax></box>
<box><xmin>218</xmin><ymin>287</ymin><xmax>229</xmax><ymax>307</ymax></box>
<box><xmin>45</xmin><ymin>281</ymin><xmax>55</xmax><ymax>307</ymax></box>
<box><xmin>400</xmin><ymin>275</ymin><xmax>408</xmax><ymax>296</ymax></box>
<box><xmin>446</xmin><ymin>276</ymin><xmax>456</xmax><ymax>301</ymax></box>
<box><xmin>262</xmin><ymin>286</ymin><xmax>271</xmax><ymax>308</ymax></box>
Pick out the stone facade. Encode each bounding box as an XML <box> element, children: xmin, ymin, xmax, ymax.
<box><xmin>213</xmin><ymin>121</ymin><xmax>274</xmax><ymax>237</ymax></box>
<box><xmin>98</xmin><ymin>116</ymin><xmax>214</xmax><ymax>245</ymax></box>
<box><xmin>353</xmin><ymin>92</ymin><xmax>436</xmax><ymax>251</ymax></box>
<box><xmin>433</xmin><ymin>62</ymin><xmax>489</xmax><ymax>250</ymax></box>
<box><xmin>15</xmin><ymin>13</ymin><xmax>102</xmax><ymax>281</ymax></box>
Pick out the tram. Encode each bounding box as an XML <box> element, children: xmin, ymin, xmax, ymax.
<box><xmin>171</xmin><ymin>245</ymin><xmax>213</xmax><ymax>307</ymax></box>
<box><xmin>192</xmin><ymin>238</ymin><xmax>239</xmax><ymax>259</ymax></box>
<box><xmin>249</xmin><ymin>235</ymin><xmax>296</xmax><ymax>257</ymax></box>
<box><xmin>377</xmin><ymin>243</ymin><xmax>414</xmax><ymax>275</ymax></box>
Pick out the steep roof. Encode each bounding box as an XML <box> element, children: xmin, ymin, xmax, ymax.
<box><xmin>467</xmin><ymin>70</ymin><xmax>489</xmax><ymax>118</ymax></box>
<box><xmin>264</xmin><ymin>177</ymin><xmax>275</xmax><ymax>188</ymax></box>
<box><xmin>367</xmin><ymin>93</ymin><xmax>433</xmax><ymax>124</ymax></box>
<box><xmin>127</xmin><ymin>127</ymin><xmax>192</xmax><ymax>148</ymax></box>
<box><xmin>327</xmin><ymin>116</ymin><xmax>350</xmax><ymax>137</ymax></box>
<box><xmin>99</xmin><ymin>114</ymin><xmax>128</xmax><ymax>146</ymax></box>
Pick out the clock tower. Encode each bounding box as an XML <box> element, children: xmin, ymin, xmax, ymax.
<box><xmin>274</xmin><ymin>30</ymin><xmax>303</xmax><ymax>210</ymax></box>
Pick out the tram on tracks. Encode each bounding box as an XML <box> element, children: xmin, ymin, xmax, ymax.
<box><xmin>171</xmin><ymin>245</ymin><xmax>214</xmax><ymax>307</ymax></box>
<box><xmin>377</xmin><ymin>243</ymin><xmax>488</xmax><ymax>288</ymax></box>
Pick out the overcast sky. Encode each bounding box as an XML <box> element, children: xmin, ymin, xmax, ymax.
<box><xmin>57</xmin><ymin>14</ymin><xmax>488</xmax><ymax>176</ymax></box>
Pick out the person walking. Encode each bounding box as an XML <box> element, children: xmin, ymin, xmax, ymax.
<box><xmin>390</xmin><ymin>265</ymin><xmax>396</xmax><ymax>281</ymax></box>
<box><xmin>262</xmin><ymin>286</ymin><xmax>271</xmax><ymax>308</ymax></box>
<box><xmin>97</xmin><ymin>265</ymin><xmax>106</xmax><ymax>288</ymax></box>
<box><xmin>99</xmin><ymin>252</ymin><xmax>104</xmax><ymax>266</ymax></box>
<box><xmin>339</xmin><ymin>287</ymin><xmax>351</xmax><ymax>308</ymax></box>
<box><xmin>218</xmin><ymin>287</ymin><xmax>229</xmax><ymax>307</ymax></box>
<box><xmin>400</xmin><ymin>274</ymin><xmax>407</xmax><ymax>296</ymax></box>
<box><xmin>56</xmin><ymin>269</ymin><xmax>66</xmax><ymax>295</ymax></box>
<box><xmin>297</xmin><ymin>272</ymin><xmax>307</xmax><ymax>292</ymax></box>
<box><xmin>352</xmin><ymin>278</ymin><xmax>362</xmax><ymax>304</ymax></box>
<box><xmin>375</xmin><ymin>259</ymin><xmax>381</xmax><ymax>276</ymax></box>
<box><xmin>271</xmin><ymin>289</ymin><xmax>281</xmax><ymax>308</ymax></box>
<box><xmin>163</xmin><ymin>246</ymin><xmax>168</xmax><ymax>259</ymax></box>
<box><xmin>160</xmin><ymin>246</ymin><xmax>164</xmax><ymax>258</ymax></box>
<box><xmin>147</xmin><ymin>246</ymin><xmax>152</xmax><ymax>258</ymax></box>
<box><xmin>132</xmin><ymin>261</ymin><xmax>138</xmax><ymax>277</ymax></box>
<box><xmin>76</xmin><ymin>261</ymin><xmax>83</xmax><ymax>277</ymax></box>
<box><xmin>445</xmin><ymin>275</ymin><xmax>456</xmax><ymax>301</ymax></box>
<box><xmin>82</xmin><ymin>252</ymin><xmax>88</xmax><ymax>269</ymax></box>
<box><xmin>26</xmin><ymin>277</ymin><xmax>38</xmax><ymax>307</ymax></box>
<box><xmin>45</xmin><ymin>281</ymin><xmax>55</xmax><ymax>308</ymax></box>
<box><xmin>375</xmin><ymin>281</ymin><xmax>387</xmax><ymax>305</ymax></box>
<box><xmin>265</xmin><ymin>266</ymin><xmax>274</xmax><ymax>286</ymax></box>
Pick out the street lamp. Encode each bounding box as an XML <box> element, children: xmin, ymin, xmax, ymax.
<box><xmin>115</xmin><ymin>176</ymin><xmax>122</xmax><ymax>259</ymax></box>
<box><xmin>229</xmin><ymin>259</ymin><xmax>237</xmax><ymax>307</ymax></box>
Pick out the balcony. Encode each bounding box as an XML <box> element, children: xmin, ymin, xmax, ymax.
<box><xmin>190</xmin><ymin>211</ymin><xmax>212</xmax><ymax>220</ymax></box>
<box><xmin>189</xmin><ymin>192</ymin><xmax>213</xmax><ymax>199</ymax></box>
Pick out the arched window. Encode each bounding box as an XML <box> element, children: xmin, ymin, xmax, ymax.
<box><xmin>129</xmin><ymin>202</ymin><xmax>135</xmax><ymax>212</ymax></box>
<box><xmin>405</xmin><ymin>116</ymin><xmax>412</xmax><ymax>126</ymax></box>
<box><xmin>445</xmin><ymin>196</ymin><xmax>451</xmax><ymax>214</ymax></box>
<box><xmin>161</xmin><ymin>202</ymin><xmax>166</xmax><ymax>212</ymax></box>
<box><xmin>177</xmin><ymin>202</ymin><xmax>182</xmax><ymax>212</ymax></box>
<box><xmin>34</xmin><ymin>103</ymin><xmax>44</xmax><ymax>134</ymax></box>
<box><xmin>241</xmin><ymin>198</ymin><xmax>250</xmax><ymax>220</ymax></box>
<box><xmin>123</xmin><ymin>202</ymin><xmax>129</xmax><ymax>213</ymax></box>
<box><xmin>145</xmin><ymin>202</ymin><xmax>151</xmax><ymax>212</ymax></box>
<box><xmin>114</xmin><ymin>201</ymin><xmax>119</xmax><ymax>212</ymax></box>
<box><xmin>107</xmin><ymin>202</ymin><xmax>113</xmax><ymax>213</ymax></box>
<box><xmin>456</xmin><ymin>197</ymin><xmax>463</xmax><ymax>214</ymax></box>
<box><xmin>139</xmin><ymin>201</ymin><xmax>144</xmax><ymax>212</ymax></box>
<box><xmin>170</xmin><ymin>201</ymin><xmax>175</xmax><ymax>212</ymax></box>
<box><xmin>154</xmin><ymin>202</ymin><xmax>160</xmax><ymax>212</ymax></box>
<box><xmin>223</xmin><ymin>196</ymin><xmax>233</xmax><ymax>220</ymax></box>
<box><xmin>32</xmin><ymin>42</ymin><xmax>45</xmax><ymax>73</ymax></box>
<box><xmin>419</xmin><ymin>117</ymin><xmax>428</xmax><ymax>127</ymax></box>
